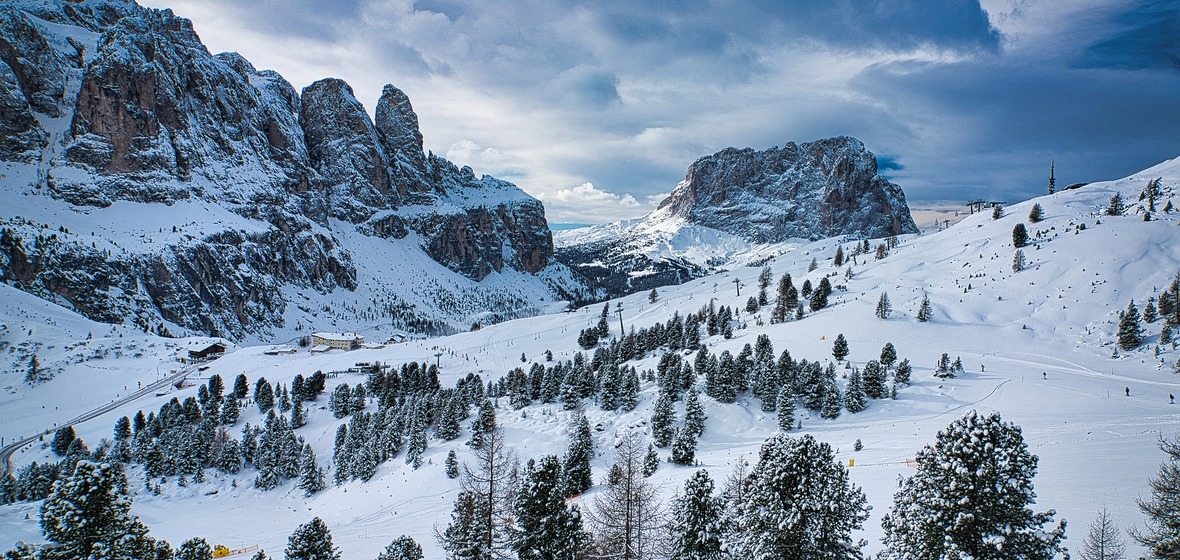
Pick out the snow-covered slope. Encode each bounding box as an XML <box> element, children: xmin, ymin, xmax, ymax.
<box><xmin>555</xmin><ymin>137</ymin><xmax>919</xmax><ymax>298</ymax></box>
<box><xmin>0</xmin><ymin>0</ymin><xmax>591</xmax><ymax>343</ymax></box>
<box><xmin>2</xmin><ymin>156</ymin><xmax>1178</xmax><ymax>557</ymax></box>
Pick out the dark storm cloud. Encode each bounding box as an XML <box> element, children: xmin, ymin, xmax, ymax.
<box><xmin>1077</xmin><ymin>0</ymin><xmax>1180</xmax><ymax>71</ymax></box>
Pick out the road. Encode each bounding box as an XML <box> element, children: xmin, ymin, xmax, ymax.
<box><xmin>0</xmin><ymin>363</ymin><xmax>196</xmax><ymax>476</ymax></box>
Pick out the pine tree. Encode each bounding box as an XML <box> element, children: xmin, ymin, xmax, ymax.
<box><xmin>377</xmin><ymin>535</ymin><xmax>424</xmax><ymax>560</ymax></box>
<box><xmin>832</xmin><ymin>333</ymin><xmax>849</xmax><ymax>362</ymax></box>
<box><xmin>562</xmin><ymin>413</ymin><xmax>594</xmax><ymax>497</ymax></box>
<box><xmin>446</xmin><ymin>450</ymin><xmax>461</xmax><ymax>479</ymax></box>
<box><xmin>683</xmin><ymin>390</ymin><xmax>706</xmax><ymax>439</ymax></box>
<box><xmin>1106</xmin><ymin>192</ymin><xmax>1124</xmax><ymax>216</ymax></box>
<box><xmin>643</xmin><ymin>445</ymin><xmax>660</xmax><ymax>477</ymax></box>
<box><xmin>51</xmin><ymin>426</ymin><xmax>76</xmax><ymax>456</ymax></box>
<box><xmin>670</xmin><ymin>428</ymin><xmax>697</xmax><ymax>465</ymax></box>
<box><xmin>934</xmin><ymin>353</ymin><xmax>954</xmax><ymax>378</ymax></box>
<box><xmin>879</xmin><ymin>342</ymin><xmax>897</xmax><ymax>370</ymax></box>
<box><xmin>290</xmin><ymin>400</ymin><xmax>305</xmax><ymax>429</ymax></box>
<box><xmin>297</xmin><ymin>444</ymin><xmax>325</xmax><ymax>497</ymax></box>
<box><xmin>917</xmin><ymin>295</ymin><xmax>932</xmax><ymax>322</ymax></box>
<box><xmin>1029</xmin><ymin>203</ymin><xmax>1044</xmax><ymax>223</ymax></box>
<box><xmin>1013</xmin><ymin>249</ymin><xmax>1028</xmax><ymax>272</ymax></box>
<box><xmin>233</xmin><ymin>374</ymin><xmax>249</xmax><ymax>399</ymax></box>
<box><xmin>651</xmin><ymin>393</ymin><xmax>676</xmax><ymax>448</ymax></box>
<box><xmin>329</xmin><ymin>384</ymin><xmax>352</xmax><ymax>418</ymax></box>
<box><xmin>255</xmin><ymin>378</ymin><xmax>274</xmax><ymax>413</ymax></box>
<box><xmin>729</xmin><ymin>434</ymin><xmax>869</xmax><ymax>560</ymax></box>
<box><xmin>1078</xmin><ymin>506</ymin><xmax>1126</xmax><ymax>560</ymax></box>
<box><xmin>39</xmin><ymin>461</ymin><xmax>161</xmax><ymax>559</ymax></box>
<box><xmin>1144</xmin><ymin>297</ymin><xmax>1158</xmax><ymax>323</ymax></box>
<box><xmin>894</xmin><ymin>358</ymin><xmax>912</xmax><ymax>385</ymax></box>
<box><xmin>833</xmin><ymin>245</ymin><xmax>845</xmax><ymax>267</ymax></box>
<box><xmin>1118</xmin><ymin>300</ymin><xmax>1145</xmax><ymax>350</ymax></box>
<box><xmin>178</xmin><ymin>537</ymin><xmax>213</xmax><ymax>560</ymax></box>
<box><xmin>993</xmin><ymin>205</ymin><xmax>1004</xmax><ymax>219</ymax></box>
<box><xmin>440</xmin><ymin>490</ymin><xmax>491</xmax><ymax>560</ymax></box>
<box><xmin>512</xmin><ymin>455</ymin><xmax>588</xmax><ymax>560</ymax></box>
<box><xmin>880</xmin><ymin>411</ymin><xmax>1066</xmax><ymax>560</ymax></box>
<box><xmin>863</xmin><ymin>360</ymin><xmax>887</xmax><ymax>399</ymax></box>
<box><xmin>820</xmin><ymin>381</ymin><xmax>843</xmax><ymax>419</ymax></box>
<box><xmin>469</xmin><ymin>399</ymin><xmax>496</xmax><ymax>449</ymax></box>
<box><xmin>1132</xmin><ymin>433</ymin><xmax>1180</xmax><ymax>559</ymax></box>
<box><xmin>776</xmin><ymin>386</ymin><xmax>795</xmax><ymax>432</ymax></box>
<box><xmin>810</xmin><ymin>277</ymin><xmax>832</xmax><ymax>311</ymax></box>
<box><xmin>669</xmin><ymin>470</ymin><xmax>724</xmax><ymax>560</ymax></box>
<box><xmin>758</xmin><ymin>265</ymin><xmax>772</xmax><ymax>306</ymax></box>
<box><xmin>220</xmin><ymin>394</ymin><xmax>240</xmax><ymax>426</ymax></box>
<box><xmin>649</xmin><ymin>288</ymin><xmax>659</xmax><ymax>303</ymax></box>
<box><xmin>876</xmin><ymin>292</ymin><xmax>892</xmax><ymax>319</ymax></box>
<box><xmin>285</xmin><ymin>517</ymin><xmax>340</xmax><ymax>560</ymax></box>
<box><xmin>1012</xmin><ymin>223</ymin><xmax>1030</xmax><ymax>248</ymax></box>
<box><xmin>844</xmin><ymin>368</ymin><xmax>867</xmax><ymax>413</ymax></box>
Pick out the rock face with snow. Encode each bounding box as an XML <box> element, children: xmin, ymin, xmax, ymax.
<box><xmin>0</xmin><ymin>0</ymin><xmax>569</xmax><ymax>340</ymax></box>
<box><xmin>556</xmin><ymin>137</ymin><xmax>918</xmax><ymax>297</ymax></box>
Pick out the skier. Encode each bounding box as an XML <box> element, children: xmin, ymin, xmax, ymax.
<box><xmin>1170</xmin><ymin>393</ymin><xmax>1175</xmax><ymax>404</ymax></box>
<box><xmin>1125</xmin><ymin>386</ymin><xmax>1130</xmax><ymax>396</ymax></box>
<box><xmin>1042</xmin><ymin>372</ymin><xmax>1046</xmax><ymax>380</ymax></box>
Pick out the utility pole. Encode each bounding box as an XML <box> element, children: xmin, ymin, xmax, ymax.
<box><xmin>616</xmin><ymin>305</ymin><xmax>625</xmax><ymax>335</ymax></box>
<box><xmin>733</xmin><ymin>278</ymin><xmax>742</xmax><ymax>296</ymax></box>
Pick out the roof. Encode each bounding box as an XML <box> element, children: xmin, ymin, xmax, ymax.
<box><xmin>309</xmin><ymin>344</ymin><xmax>332</xmax><ymax>353</ymax></box>
<box><xmin>313</xmin><ymin>332</ymin><xmax>363</xmax><ymax>341</ymax></box>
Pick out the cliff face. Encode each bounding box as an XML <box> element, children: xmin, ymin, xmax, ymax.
<box><xmin>0</xmin><ymin>0</ymin><xmax>563</xmax><ymax>340</ymax></box>
<box><xmin>555</xmin><ymin>137</ymin><xmax>919</xmax><ymax>298</ymax></box>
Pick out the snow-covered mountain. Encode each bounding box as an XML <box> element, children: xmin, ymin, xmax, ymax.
<box><xmin>2</xmin><ymin>153</ymin><xmax>1177</xmax><ymax>558</ymax></box>
<box><xmin>0</xmin><ymin>0</ymin><xmax>591</xmax><ymax>342</ymax></box>
<box><xmin>556</xmin><ymin>136</ymin><xmax>919</xmax><ymax>298</ymax></box>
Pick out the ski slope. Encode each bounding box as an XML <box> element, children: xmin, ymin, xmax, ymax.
<box><xmin>2</xmin><ymin>157</ymin><xmax>1179</xmax><ymax>557</ymax></box>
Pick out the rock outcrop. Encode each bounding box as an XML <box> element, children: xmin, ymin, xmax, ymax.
<box><xmin>0</xmin><ymin>0</ymin><xmax>565</xmax><ymax>340</ymax></box>
<box><xmin>556</xmin><ymin>137</ymin><xmax>918</xmax><ymax>298</ymax></box>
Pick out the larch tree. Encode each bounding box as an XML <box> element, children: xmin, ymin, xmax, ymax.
<box><xmin>584</xmin><ymin>431</ymin><xmax>666</xmax><ymax>560</ymax></box>
<box><xmin>1078</xmin><ymin>505</ymin><xmax>1126</xmax><ymax>560</ymax></box>
<box><xmin>1132</xmin><ymin>433</ymin><xmax>1180</xmax><ymax>559</ymax></box>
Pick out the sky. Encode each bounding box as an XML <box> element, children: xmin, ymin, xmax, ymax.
<box><xmin>137</xmin><ymin>0</ymin><xmax>1180</xmax><ymax>223</ymax></box>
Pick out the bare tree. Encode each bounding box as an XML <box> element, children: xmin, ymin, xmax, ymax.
<box><xmin>585</xmin><ymin>431</ymin><xmax>667</xmax><ymax>560</ymax></box>
<box><xmin>1078</xmin><ymin>506</ymin><xmax>1126</xmax><ymax>560</ymax></box>
<box><xmin>438</xmin><ymin>427</ymin><xmax>519</xmax><ymax>560</ymax></box>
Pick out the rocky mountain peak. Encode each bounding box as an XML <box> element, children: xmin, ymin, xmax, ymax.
<box><xmin>657</xmin><ymin>135</ymin><xmax>917</xmax><ymax>243</ymax></box>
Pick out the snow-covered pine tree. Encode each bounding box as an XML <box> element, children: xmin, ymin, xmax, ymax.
<box><xmin>297</xmin><ymin>444</ymin><xmax>325</xmax><ymax>496</ymax></box>
<box><xmin>1078</xmin><ymin>505</ymin><xmax>1126</xmax><ymax>560</ymax></box>
<box><xmin>285</xmin><ymin>517</ymin><xmax>341</xmax><ymax>560</ymax></box>
<box><xmin>832</xmin><ymin>333</ymin><xmax>850</xmax><ymax>362</ymax></box>
<box><xmin>562</xmin><ymin>413</ymin><xmax>594</xmax><ymax>497</ymax></box>
<box><xmin>683</xmin><ymin>390</ymin><xmax>706</xmax><ymax>439</ymax></box>
<box><xmin>643</xmin><ymin>444</ymin><xmax>660</xmax><ymax>477</ymax></box>
<box><xmin>776</xmin><ymin>386</ymin><xmax>795</xmax><ymax>432</ymax></box>
<box><xmin>220</xmin><ymin>393</ymin><xmax>240</xmax><ymax>426</ymax></box>
<box><xmin>810</xmin><ymin>277</ymin><xmax>832</xmax><ymax>310</ymax></box>
<box><xmin>844</xmin><ymin>367</ymin><xmax>867</xmax><ymax>413</ymax></box>
<box><xmin>469</xmin><ymin>399</ymin><xmax>496</xmax><ymax>449</ymax></box>
<box><xmin>1118</xmin><ymin>300</ymin><xmax>1145</xmax><ymax>350</ymax></box>
<box><xmin>728</xmin><ymin>434</ymin><xmax>868</xmax><ymax>559</ymax></box>
<box><xmin>649</xmin><ymin>288</ymin><xmax>659</xmax><ymax>303</ymax></box>
<box><xmin>820</xmin><ymin>380</ymin><xmax>843</xmax><ymax>419</ymax></box>
<box><xmin>51</xmin><ymin>426</ymin><xmax>76</xmax><ymax>456</ymax></box>
<box><xmin>1013</xmin><ymin>249</ymin><xmax>1028</xmax><ymax>272</ymax></box>
<box><xmin>376</xmin><ymin>535</ymin><xmax>424</xmax><ymax>560</ymax></box>
<box><xmin>917</xmin><ymin>295</ymin><xmax>932</xmax><ymax>322</ymax></box>
<box><xmin>880</xmin><ymin>410</ymin><xmax>1066</xmax><ymax>560</ymax></box>
<box><xmin>1132</xmin><ymin>432</ymin><xmax>1180</xmax><ymax>559</ymax></box>
<box><xmin>1106</xmin><ymin>192</ymin><xmax>1124</xmax><ymax>216</ymax></box>
<box><xmin>934</xmin><ymin>353</ymin><xmax>954</xmax><ymax>378</ymax></box>
<box><xmin>876</xmin><ymin>292</ymin><xmax>892</xmax><ymax>319</ymax></box>
<box><xmin>670</xmin><ymin>427</ymin><xmax>698</xmax><ymax>465</ymax></box>
<box><xmin>446</xmin><ymin>450</ymin><xmax>460</xmax><ymax>479</ymax></box>
<box><xmin>668</xmin><ymin>470</ymin><xmax>724</xmax><ymax>560</ymax></box>
<box><xmin>329</xmin><ymin>384</ymin><xmax>351</xmax><ymax>418</ymax></box>
<box><xmin>894</xmin><ymin>358</ymin><xmax>912</xmax><ymax>385</ymax></box>
<box><xmin>511</xmin><ymin>455</ymin><xmax>588</xmax><ymax>560</ymax></box>
<box><xmin>1144</xmin><ymin>297</ymin><xmax>1158</xmax><ymax>323</ymax></box>
<box><xmin>233</xmin><ymin>373</ymin><xmax>249</xmax><ymax>400</ymax></box>
<box><xmin>863</xmin><ymin>360</ymin><xmax>887</xmax><ymax>399</ymax></box>
<box><xmin>440</xmin><ymin>490</ymin><xmax>490</xmax><ymax>560</ymax></box>
<box><xmin>437</xmin><ymin>398</ymin><xmax>462</xmax><ymax>441</ymax></box>
<box><xmin>39</xmin><ymin>461</ymin><xmax>161</xmax><ymax>559</ymax></box>
<box><xmin>254</xmin><ymin>378</ymin><xmax>274</xmax><ymax>413</ymax></box>
<box><xmin>651</xmin><ymin>393</ymin><xmax>676</xmax><ymax>448</ymax></box>
<box><xmin>177</xmin><ymin>537</ymin><xmax>212</xmax><ymax>560</ymax></box>
<box><xmin>879</xmin><ymin>342</ymin><xmax>897</xmax><ymax>370</ymax></box>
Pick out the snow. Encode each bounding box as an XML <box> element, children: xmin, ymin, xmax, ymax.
<box><xmin>1</xmin><ymin>156</ymin><xmax>1179</xmax><ymax>558</ymax></box>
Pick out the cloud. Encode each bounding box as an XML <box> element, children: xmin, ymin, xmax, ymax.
<box><xmin>538</xmin><ymin>183</ymin><xmax>646</xmax><ymax>223</ymax></box>
<box><xmin>1076</xmin><ymin>0</ymin><xmax>1180</xmax><ymax>71</ymax></box>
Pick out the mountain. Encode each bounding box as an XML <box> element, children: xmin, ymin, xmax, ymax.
<box><xmin>1</xmin><ymin>154</ymin><xmax>1177</xmax><ymax>558</ymax></box>
<box><xmin>0</xmin><ymin>0</ymin><xmax>590</xmax><ymax>342</ymax></box>
<box><xmin>555</xmin><ymin>136</ymin><xmax>919</xmax><ymax>298</ymax></box>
